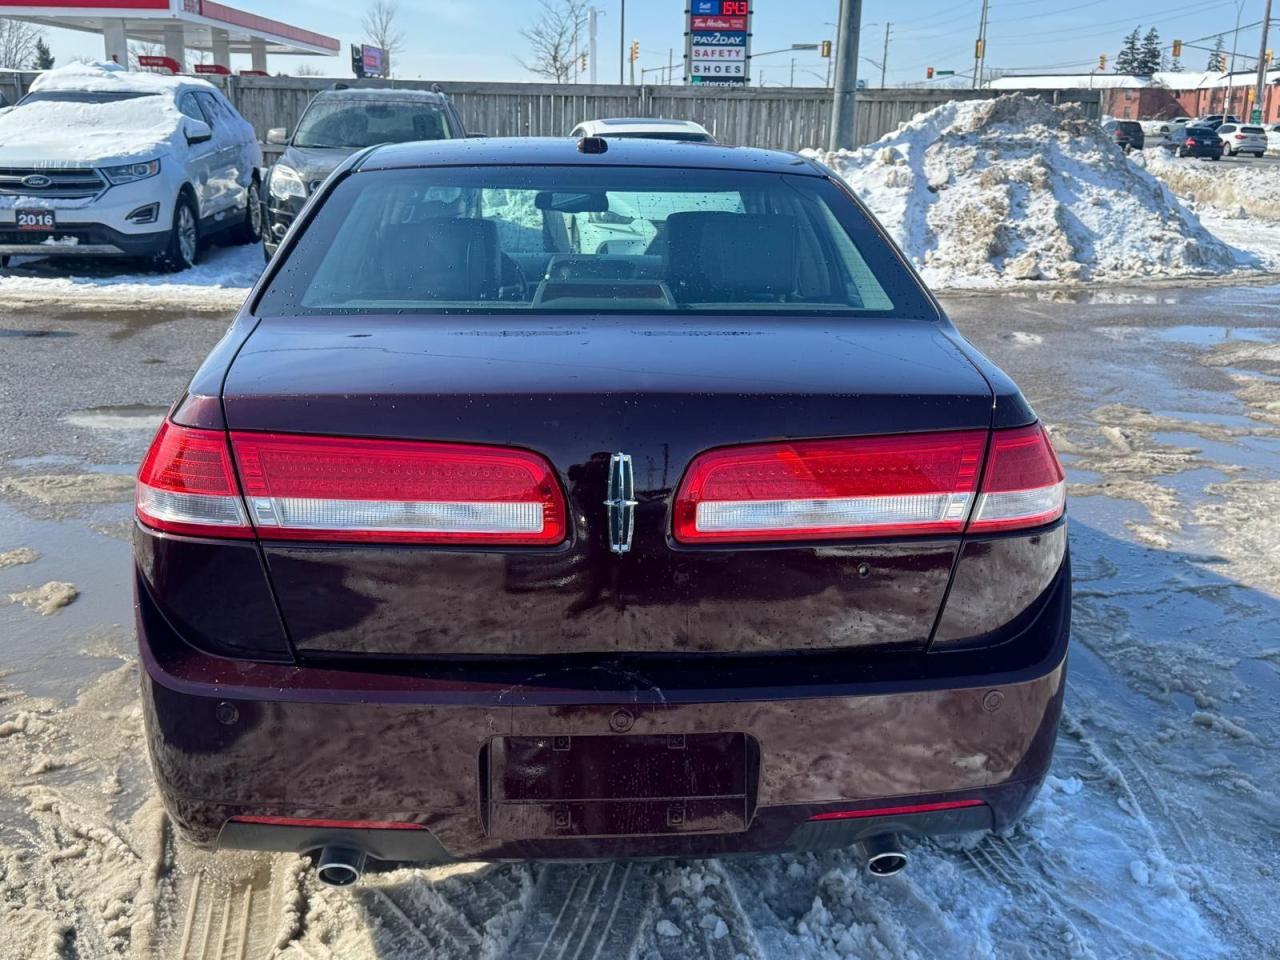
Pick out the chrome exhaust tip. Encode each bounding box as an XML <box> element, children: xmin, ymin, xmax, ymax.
<box><xmin>858</xmin><ymin>834</ymin><xmax>907</xmax><ymax>877</ymax></box>
<box><xmin>315</xmin><ymin>846</ymin><xmax>367</xmax><ymax>887</ymax></box>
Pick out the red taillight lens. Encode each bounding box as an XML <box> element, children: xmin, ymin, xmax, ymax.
<box><xmin>968</xmin><ymin>423</ymin><xmax>1065</xmax><ymax>532</ymax></box>
<box><xmin>1235</xmin><ymin>134</ymin><xmax>1245</xmax><ymax>140</ymax></box>
<box><xmin>136</xmin><ymin>422</ymin><xmax>253</xmax><ymax>538</ymax></box>
<box><xmin>673</xmin><ymin>424</ymin><xmax>1065</xmax><ymax>544</ymax></box>
<box><xmin>672</xmin><ymin>431</ymin><xmax>987</xmax><ymax>543</ymax></box>
<box><xmin>808</xmin><ymin>798</ymin><xmax>985</xmax><ymax>822</ymax></box>
<box><xmin>1187</xmin><ymin>138</ymin><xmax>1197</xmax><ymax>145</ymax></box>
<box><xmin>229</xmin><ymin>433</ymin><xmax>566</xmax><ymax>545</ymax></box>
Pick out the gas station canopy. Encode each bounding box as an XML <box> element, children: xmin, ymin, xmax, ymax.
<box><xmin>0</xmin><ymin>0</ymin><xmax>340</xmax><ymax>73</ymax></box>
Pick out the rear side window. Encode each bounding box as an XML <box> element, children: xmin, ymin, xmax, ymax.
<box><xmin>256</xmin><ymin>166</ymin><xmax>936</xmax><ymax>319</ymax></box>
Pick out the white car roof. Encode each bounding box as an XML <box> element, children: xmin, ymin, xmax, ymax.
<box><xmin>573</xmin><ymin>117</ymin><xmax>711</xmax><ymax>136</ymax></box>
<box><xmin>29</xmin><ymin>61</ymin><xmax>219</xmax><ymax>99</ymax></box>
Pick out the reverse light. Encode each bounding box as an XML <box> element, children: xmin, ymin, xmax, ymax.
<box><xmin>968</xmin><ymin>423</ymin><xmax>1066</xmax><ymax>532</ymax></box>
<box><xmin>229</xmin><ymin>432</ymin><xmax>567</xmax><ymax>545</ymax></box>
<box><xmin>673</xmin><ymin>431</ymin><xmax>987</xmax><ymax>543</ymax></box>
<box><xmin>103</xmin><ymin>159</ymin><xmax>160</xmax><ymax>185</ymax></box>
<box><xmin>136</xmin><ymin>422</ymin><xmax>253</xmax><ymax>538</ymax></box>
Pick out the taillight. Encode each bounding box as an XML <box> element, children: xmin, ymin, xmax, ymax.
<box><xmin>968</xmin><ymin>423</ymin><xmax>1065</xmax><ymax>532</ymax></box>
<box><xmin>1187</xmin><ymin>138</ymin><xmax>1196</xmax><ymax>145</ymax></box>
<box><xmin>672</xmin><ymin>431</ymin><xmax>986</xmax><ymax>543</ymax></box>
<box><xmin>229</xmin><ymin>432</ymin><xmax>566</xmax><ymax>545</ymax></box>
<box><xmin>136</xmin><ymin>422</ymin><xmax>253</xmax><ymax>538</ymax></box>
<box><xmin>1235</xmin><ymin>134</ymin><xmax>1245</xmax><ymax>140</ymax></box>
<box><xmin>673</xmin><ymin>424</ymin><xmax>1065</xmax><ymax>544</ymax></box>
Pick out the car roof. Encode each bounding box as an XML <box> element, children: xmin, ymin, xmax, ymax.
<box><xmin>357</xmin><ymin>136</ymin><xmax>820</xmax><ymax>174</ymax></box>
<box><xmin>313</xmin><ymin>87</ymin><xmax>449</xmax><ymax>104</ymax></box>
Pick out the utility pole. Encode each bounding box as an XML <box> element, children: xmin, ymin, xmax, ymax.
<box><xmin>790</xmin><ymin>57</ymin><xmax>796</xmax><ymax>86</ymax></box>
<box><xmin>1254</xmin><ymin>0</ymin><xmax>1273</xmax><ymax>123</ymax></box>
<box><xmin>589</xmin><ymin>7</ymin><xmax>599</xmax><ymax>84</ymax></box>
<box><xmin>668</xmin><ymin>47</ymin><xmax>674</xmax><ymax>85</ymax></box>
<box><xmin>1227</xmin><ymin>0</ymin><xmax>1243</xmax><ymax>116</ymax></box>
<box><xmin>880</xmin><ymin>21</ymin><xmax>891</xmax><ymax>87</ymax></box>
<box><xmin>972</xmin><ymin>0</ymin><xmax>990</xmax><ymax>88</ymax></box>
<box><xmin>828</xmin><ymin>0</ymin><xmax>862</xmax><ymax>150</ymax></box>
<box><xmin>618</xmin><ymin>0</ymin><xmax>625</xmax><ymax>84</ymax></box>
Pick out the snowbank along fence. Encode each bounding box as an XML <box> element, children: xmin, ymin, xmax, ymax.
<box><xmin>0</xmin><ymin>72</ymin><xmax>1100</xmax><ymax>156</ymax></box>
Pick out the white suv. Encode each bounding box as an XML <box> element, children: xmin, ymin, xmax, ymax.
<box><xmin>0</xmin><ymin>62</ymin><xmax>263</xmax><ymax>270</ymax></box>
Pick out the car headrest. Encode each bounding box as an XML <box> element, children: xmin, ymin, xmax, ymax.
<box><xmin>665</xmin><ymin>212</ymin><xmax>799</xmax><ymax>302</ymax></box>
<box><xmin>379</xmin><ymin>217</ymin><xmax>500</xmax><ymax>301</ymax></box>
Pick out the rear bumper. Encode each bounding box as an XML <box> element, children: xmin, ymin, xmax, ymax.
<box><xmin>137</xmin><ymin>552</ymin><xmax>1070</xmax><ymax>862</ymax></box>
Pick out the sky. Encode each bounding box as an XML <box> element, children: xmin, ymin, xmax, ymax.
<box><xmin>29</xmin><ymin>0</ymin><xmax>1278</xmax><ymax>88</ymax></box>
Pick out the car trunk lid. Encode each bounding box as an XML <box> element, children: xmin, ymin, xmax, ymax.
<box><xmin>222</xmin><ymin>314</ymin><xmax>994</xmax><ymax>660</ymax></box>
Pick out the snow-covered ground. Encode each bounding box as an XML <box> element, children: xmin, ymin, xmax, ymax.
<box><xmin>0</xmin><ymin>244</ymin><xmax>259</xmax><ymax>310</ymax></box>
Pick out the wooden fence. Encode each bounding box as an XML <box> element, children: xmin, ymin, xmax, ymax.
<box><xmin>0</xmin><ymin>71</ymin><xmax>1100</xmax><ymax>155</ymax></box>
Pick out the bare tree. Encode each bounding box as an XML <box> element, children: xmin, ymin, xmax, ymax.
<box><xmin>294</xmin><ymin>62</ymin><xmax>324</xmax><ymax>77</ymax></box>
<box><xmin>362</xmin><ymin>0</ymin><xmax>404</xmax><ymax>75</ymax></box>
<box><xmin>521</xmin><ymin>0</ymin><xmax>589</xmax><ymax>83</ymax></box>
<box><xmin>0</xmin><ymin>18</ymin><xmax>43</xmax><ymax>70</ymax></box>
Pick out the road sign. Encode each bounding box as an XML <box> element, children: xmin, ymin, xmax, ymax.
<box><xmin>1252</xmin><ymin>107</ymin><xmax>1263</xmax><ymax>124</ymax></box>
<box><xmin>686</xmin><ymin>2</ymin><xmax>751</xmax><ymax>85</ymax></box>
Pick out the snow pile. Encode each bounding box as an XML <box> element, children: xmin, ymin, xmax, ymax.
<box><xmin>806</xmin><ymin>95</ymin><xmax>1254</xmax><ymax>288</ymax></box>
<box><xmin>1137</xmin><ymin>147</ymin><xmax>1280</xmax><ymax>221</ymax></box>
<box><xmin>28</xmin><ymin>59</ymin><xmax>218</xmax><ymax>97</ymax></box>
<box><xmin>0</xmin><ymin>244</ymin><xmax>261</xmax><ymax>310</ymax></box>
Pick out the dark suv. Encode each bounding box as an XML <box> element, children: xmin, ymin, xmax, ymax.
<box><xmin>1103</xmin><ymin>119</ymin><xmax>1144</xmax><ymax>153</ymax></box>
<box><xmin>261</xmin><ymin>86</ymin><xmax>466</xmax><ymax>258</ymax></box>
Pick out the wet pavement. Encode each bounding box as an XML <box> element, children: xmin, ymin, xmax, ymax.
<box><xmin>1</xmin><ymin>284</ymin><xmax>1278</xmax><ymax>958</ymax></box>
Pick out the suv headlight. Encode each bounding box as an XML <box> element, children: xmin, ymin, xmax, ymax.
<box><xmin>269</xmin><ymin>164</ymin><xmax>307</xmax><ymax>201</ymax></box>
<box><xmin>103</xmin><ymin>159</ymin><xmax>161</xmax><ymax>185</ymax></box>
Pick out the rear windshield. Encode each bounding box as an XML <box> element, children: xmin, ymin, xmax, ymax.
<box><xmin>256</xmin><ymin>165</ymin><xmax>934</xmax><ymax>318</ymax></box>
<box><xmin>294</xmin><ymin>99</ymin><xmax>453</xmax><ymax>148</ymax></box>
<box><xmin>1241</xmin><ymin>126</ymin><xmax>1265</xmax><ymax>134</ymax></box>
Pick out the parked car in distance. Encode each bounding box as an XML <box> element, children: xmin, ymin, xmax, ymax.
<box><xmin>1164</xmin><ymin>124</ymin><xmax>1224</xmax><ymax>159</ymax></box>
<box><xmin>135</xmin><ymin>137</ymin><xmax>1071</xmax><ymax>886</ymax></box>
<box><xmin>1267</xmin><ymin>123</ymin><xmax>1280</xmax><ymax>155</ymax></box>
<box><xmin>1102</xmin><ymin>119</ymin><xmax>1144</xmax><ymax>152</ymax></box>
<box><xmin>1216</xmin><ymin>123</ymin><xmax>1268</xmax><ymax>157</ymax></box>
<box><xmin>1196</xmin><ymin>114</ymin><xmax>1239</xmax><ymax>130</ymax></box>
<box><xmin>0</xmin><ymin>61</ymin><xmax>261</xmax><ymax>270</ymax></box>
<box><xmin>1139</xmin><ymin>119</ymin><xmax>1170</xmax><ymax>139</ymax></box>
<box><xmin>262</xmin><ymin>86</ymin><xmax>465</xmax><ymax>258</ymax></box>
<box><xmin>569</xmin><ymin>117</ymin><xmax>716</xmax><ymax>143</ymax></box>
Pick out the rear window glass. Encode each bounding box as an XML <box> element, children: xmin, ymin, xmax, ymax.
<box><xmin>1241</xmin><ymin>126</ymin><xmax>1264</xmax><ymax>133</ymax></box>
<box><xmin>256</xmin><ymin>166</ymin><xmax>934</xmax><ymax>318</ymax></box>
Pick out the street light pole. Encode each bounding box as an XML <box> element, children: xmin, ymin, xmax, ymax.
<box><xmin>828</xmin><ymin>0</ymin><xmax>862</xmax><ymax>150</ymax></box>
<box><xmin>619</xmin><ymin>0</ymin><xmax>625</xmax><ymax>84</ymax></box>
<box><xmin>972</xmin><ymin>0</ymin><xmax>990</xmax><ymax>88</ymax></box>
<box><xmin>1254</xmin><ymin>0</ymin><xmax>1273</xmax><ymax>122</ymax></box>
<box><xmin>880</xmin><ymin>21</ymin><xmax>891</xmax><ymax>87</ymax></box>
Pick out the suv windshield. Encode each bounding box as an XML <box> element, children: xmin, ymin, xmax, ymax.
<box><xmin>293</xmin><ymin>99</ymin><xmax>452</xmax><ymax>148</ymax></box>
<box><xmin>256</xmin><ymin>165</ymin><xmax>934</xmax><ymax>318</ymax></box>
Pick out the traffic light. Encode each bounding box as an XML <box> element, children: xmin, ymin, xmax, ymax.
<box><xmin>974</xmin><ymin>39</ymin><xmax>984</xmax><ymax>59</ymax></box>
<box><xmin>1098</xmin><ymin>53</ymin><xmax>1107</xmax><ymax>71</ymax></box>
<box><xmin>820</xmin><ymin>40</ymin><xmax>832</xmax><ymax>58</ymax></box>
<box><xmin>1268</xmin><ymin>49</ymin><xmax>1275</xmax><ymax>65</ymax></box>
<box><xmin>629</xmin><ymin>40</ymin><xmax>639</xmax><ymax>63</ymax></box>
<box><xmin>926</xmin><ymin>66</ymin><xmax>934</xmax><ymax>79</ymax></box>
<box><xmin>580</xmin><ymin>52</ymin><xmax>588</xmax><ymax>71</ymax></box>
<box><xmin>1171</xmin><ymin>39</ymin><xmax>1183</xmax><ymax>58</ymax></box>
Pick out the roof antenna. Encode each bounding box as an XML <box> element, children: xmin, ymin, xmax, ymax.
<box><xmin>577</xmin><ymin>135</ymin><xmax>608</xmax><ymax>154</ymax></box>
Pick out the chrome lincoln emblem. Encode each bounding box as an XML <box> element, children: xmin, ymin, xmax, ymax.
<box><xmin>604</xmin><ymin>452</ymin><xmax>638</xmax><ymax>554</ymax></box>
<box><xmin>21</xmin><ymin>174</ymin><xmax>52</xmax><ymax>188</ymax></box>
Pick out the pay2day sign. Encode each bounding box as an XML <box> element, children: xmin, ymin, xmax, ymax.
<box><xmin>686</xmin><ymin>1</ymin><xmax>751</xmax><ymax>85</ymax></box>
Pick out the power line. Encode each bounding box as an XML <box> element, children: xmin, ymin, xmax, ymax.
<box><xmin>988</xmin><ymin>0</ymin><xmax>1233</xmax><ymax>44</ymax></box>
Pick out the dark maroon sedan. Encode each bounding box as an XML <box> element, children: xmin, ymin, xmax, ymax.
<box><xmin>134</xmin><ymin>137</ymin><xmax>1069</xmax><ymax>886</ymax></box>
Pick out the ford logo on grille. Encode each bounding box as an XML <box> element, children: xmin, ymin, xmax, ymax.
<box><xmin>21</xmin><ymin>174</ymin><xmax>52</xmax><ymax>188</ymax></box>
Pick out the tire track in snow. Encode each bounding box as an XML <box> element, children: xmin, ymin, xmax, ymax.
<box><xmin>504</xmin><ymin>862</ymin><xmax>653</xmax><ymax>960</ymax></box>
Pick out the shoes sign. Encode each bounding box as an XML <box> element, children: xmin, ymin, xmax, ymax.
<box><xmin>685</xmin><ymin>1</ymin><xmax>752</xmax><ymax>85</ymax></box>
